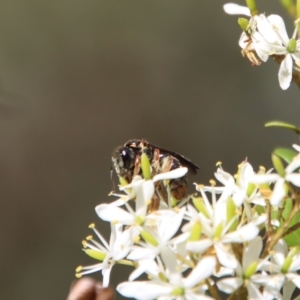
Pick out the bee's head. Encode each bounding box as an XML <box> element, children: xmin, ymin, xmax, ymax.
<box><xmin>111</xmin><ymin>146</ymin><xmax>136</xmax><ymax>177</ymax></box>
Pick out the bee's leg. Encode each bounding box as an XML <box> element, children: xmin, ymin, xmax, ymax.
<box><xmin>133</xmin><ymin>155</ymin><xmax>141</xmax><ymax>177</ymax></box>
<box><xmin>151</xmin><ymin>148</ymin><xmax>160</xmax><ymax>175</ymax></box>
<box><xmin>110</xmin><ymin>166</ymin><xmax>116</xmax><ymax>193</ymax></box>
<box><xmin>148</xmin><ymin>193</ymin><xmax>160</xmax><ymax>212</ymax></box>
<box><xmin>169</xmin><ymin>176</ymin><xmax>188</xmax><ymax>202</ymax></box>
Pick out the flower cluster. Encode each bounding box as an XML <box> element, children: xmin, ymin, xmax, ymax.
<box><xmin>224</xmin><ymin>2</ymin><xmax>300</xmax><ymax>90</ymax></box>
<box><xmin>76</xmin><ymin>144</ymin><xmax>300</xmax><ymax>299</ymax></box>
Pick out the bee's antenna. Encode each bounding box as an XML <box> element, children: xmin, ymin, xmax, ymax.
<box><xmin>110</xmin><ymin>165</ymin><xmax>116</xmax><ymax>193</ymax></box>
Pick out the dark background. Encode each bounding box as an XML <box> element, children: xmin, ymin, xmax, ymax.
<box><xmin>0</xmin><ymin>1</ymin><xmax>299</xmax><ymax>299</ymax></box>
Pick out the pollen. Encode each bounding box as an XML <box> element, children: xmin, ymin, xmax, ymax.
<box><xmin>76</xmin><ymin>266</ymin><xmax>83</xmax><ymax>272</ymax></box>
<box><xmin>209</xmin><ymin>179</ymin><xmax>216</xmax><ymax>186</ymax></box>
<box><xmin>89</xmin><ymin>223</ymin><xmax>95</xmax><ymax>229</ymax></box>
<box><xmin>86</xmin><ymin>235</ymin><xmax>93</xmax><ymax>241</ymax></box>
<box><xmin>216</xmin><ymin>161</ymin><xmax>222</xmax><ymax>167</ymax></box>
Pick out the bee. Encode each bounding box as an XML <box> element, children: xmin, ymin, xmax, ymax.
<box><xmin>111</xmin><ymin>139</ymin><xmax>199</xmax><ymax>207</ymax></box>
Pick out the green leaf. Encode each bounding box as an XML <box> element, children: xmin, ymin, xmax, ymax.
<box><xmin>265</xmin><ymin>121</ymin><xmax>300</xmax><ymax>134</ymax></box>
<box><xmin>273</xmin><ymin>147</ymin><xmax>297</xmax><ymax>164</ymax></box>
<box><xmin>281</xmin><ymin>198</ymin><xmax>300</xmax><ymax>247</ymax></box>
<box><xmin>271</xmin><ymin>153</ymin><xmax>285</xmax><ymax>176</ymax></box>
<box><xmin>246</xmin><ymin>0</ymin><xmax>258</xmax><ymax>15</ymax></box>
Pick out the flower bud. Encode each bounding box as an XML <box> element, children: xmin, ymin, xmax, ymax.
<box><xmin>141</xmin><ymin>152</ymin><xmax>152</xmax><ymax>180</ymax></box>
<box><xmin>246</xmin><ymin>0</ymin><xmax>258</xmax><ymax>15</ymax></box>
<box><xmin>238</xmin><ymin>18</ymin><xmax>249</xmax><ymax>31</ymax></box>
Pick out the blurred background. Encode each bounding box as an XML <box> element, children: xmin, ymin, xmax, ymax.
<box><xmin>0</xmin><ymin>0</ymin><xmax>299</xmax><ymax>299</ymax></box>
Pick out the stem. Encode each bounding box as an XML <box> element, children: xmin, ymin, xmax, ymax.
<box><xmin>265</xmin><ymin>199</ymin><xmax>273</xmax><ymax>236</ymax></box>
<box><xmin>262</xmin><ymin>195</ymin><xmax>300</xmax><ymax>257</ymax></box>
<box><xmin>175</xmin><ymin>253</ymin><xmax>195</xmax><ymax>268</ymax></box>
<box><xmin>283</xmin><ymin>220</ymin><xmax>300</xmax><ymax>236</ymax></box>
<box><xmin>227</xmin><ymin>286</ymin><xmax>247</xmax><ymax>300</ymax></box>
<box><xmin>206</xmin><ymin>279</ymin><xmax>221</xmax><ymax>300</ymax></box>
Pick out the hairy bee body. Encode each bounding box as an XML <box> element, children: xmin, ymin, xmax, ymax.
<box><xmin>111</xmin><ymin>139</ymin><xmax>199</xmax><ymax>203</ymax></box>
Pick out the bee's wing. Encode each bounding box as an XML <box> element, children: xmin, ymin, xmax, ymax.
<box><xmin>148</xmin><ymin>143</ymin><xmax>200</xmax><ymax>175</ymax></box>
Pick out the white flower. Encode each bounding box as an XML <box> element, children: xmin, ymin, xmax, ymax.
<box><xmin>250</xmin><ymin>152</ymin><xmax>300</xmax><ymax>205</ymax></box>
<box><xmin>260</xmin><ymin>239</ymin><xmax>300</xmax><ymax>299</ymax></box>
<box><xmin>224</xmin><ymin>3</ymin><xmax>279</xmax><ymax>64</ymax></box>
<box><xmin>186</xmin><ymin>185</ymin><xmax>259</xmax><ymax>269</ymax></box>
<box><xmin>127</xmin><ymin>207</ymin><xmax>187</xmax><ymax>261</ymax></box>
<box><xmin>96</xmin><ymin>168</ymin><xmax>188</xmax><ymax>240</ymax></box>
<box><xmin>217</xmin><ymin>237</ymin><xmax>268</xmax><ymax>299</ymax></box>
<box><xmin>117</xmin><ymin>256</ymin><xmax>216</xmax><ymax>300</ymax></box>
<box><xmin>265</xmin><ymin>15</ymin><xmax>300</xmax><ymax>89</ymax></box>
<box><xmin>75</xmin><ymin>223</ymin><xmax>131</xmax><ymax>287</ymax></box>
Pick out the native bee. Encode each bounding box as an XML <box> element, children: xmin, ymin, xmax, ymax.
<box><xmin>111</xmin><ymin>139</ymin><xmax>199</xmax><ymax>207</ymax></box>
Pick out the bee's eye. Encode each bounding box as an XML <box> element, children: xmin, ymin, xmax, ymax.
<box><xmin>121</xmin><ymin>148</ymin><xmax>135</xmax><ymax>169</ymax></box>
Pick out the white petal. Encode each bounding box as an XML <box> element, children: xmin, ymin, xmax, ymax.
<box><xmin>185</xmin><ymin>293</ymin><xmax>214</xmax><ymax>300</ymax></box>
<box><xmin>214</xmin><ymin>168</ymin><xmax>233</xmax><ymax>186</ymax></box>
<box><xmin>273</xmin><ymin>239</ymin><xmax>287</xmax><ymax>267</ymax></box>
<box><xmin>223</xmin><ymin>3</ymin><xmax>250</xmax><ymax>16</ymax></box>
<box><xmin>222</xmin><ymin>223</ymin><xmax>258</xmax><ymax>243</ymax></box>
<box><xmin>243</xmin><ymin>236</ymin><xmax>262</xmax><ymax>270</ymax></box>
<box><xmin>249</xmin><ymin>173</ymin><xmax>279</xmax><ymax>184</ymax></box>
<box><xmin>289</xmin><ymin>254</ymin><xmax>300</xmax><ymax>271</ymax></box>
<box><xmin>141</xmin><ymin>180</ymin><xmax>155</xmax><ymax>203</ymax></box>
<box><xmin>217</xmin><ymin>277</ymin><xmax>243</xmax><ymax>293</ymax></box>
<box><xmin>127</xmin><ymin>246</ymin><xmax>157</xmax><ymax>261</ymax></box>
<box><xmin>251</xmin><ymin>214</ymin><xmax>267</xmax><ymax>226</ymax></box>
<box><xmin>293</xmin><ymin>144</ymin><xmax>300</xmax><ymax>152</ymax></box>
<box><xmin>213</xmin><ymin>266</ymin><xmax>235</xmax><ymax>278</ymax></box>
<box><xmin>282</xmin><ymin>280</ymin><xmax>296</xmax><ymax>300</ymax></box>
<box><xmin>117</xmin><ymin>281</ymin><xmax>172</xmax><ymax>300</ymax></box>
<box><xmin>160</xmin><ymin>246</ymin><xmax>178</xmax><ymax>274</ymax></box>
<box><xmin>239</xmin><ymin>32</ymin><xmax>251</xmax><ymax>49</ymax></box>
<box><xmin>112</xmin><ymin>228</ymin><xmax>132</xmax><ymax>260</ymax></box>
<box><xmin>286</xmin><ymin>173</ymin><xmax>300</xmax><ymax>186</ymax></box>
<box><xmin>215</xmin><ymin>243</ymin><xmax>238</xmax><ymax>269</ymax></box>
<box><xmin>286</xmin><ymin>273</ymin><xmax>300</xmax><ymax>288</ymax></box>
<box><xmin>102</xmin><ymin>264</ymin><xmax>113</xmax><ymax>288</ymax></box>
<box><xmin>267</xmin><ymin>14</ymin><xmax>289</xmax><ymax>45</ymax></box>
<box><xmin>270</xmin><ymin>178</ymin><xmax>286</xmax><ymax>206</ymax></box>
<box><xmin>253</xmin><ymin>272</ymin><xmax>284</xmax><ymax>288</ymax></box>
<box><xmin>286</xmin><ymin>153</ymin><xmax>300</xmax><ymax>174</ymax></box>
<box><xmin>153</xmin><ymin>167</ymin><xmax>188</xmax><ymax>182</ymax></box>
<box><xmin>232</xmin><ymin>189</ymin><xmax>246</xmax><ymax>207</ymax></box>
<box><xmin>278</xmin><ymin>54</ymin><xmax>293</xmax><ymax>90</ymax></box>
<box><xmin>129</xmin><ymin>259</ymin><xmax>159</xmax><ymax>281</ymax></box>
<box><xmin>95</xmin><ymin>204</ymin><xmax>134</xmax><ymax>225</ymax></box>
<box><xmin>157</xmin><ymin>208</ymin><xmax>185</xmax><ymax>241</ymax></box>
<box><xmin>217</xmin><ymin>177</ymin><xmax>235</xmax><ymax>204</ymax></box>
<box><xmin>247</xmin><ymin>282</ymin><xmax>265</xmax><ymax>300</ymax></box>
<box><xmin>186</xmin><ymin>239</ymin><xmax>213</xmax><ymax>253</ymax></box>
<box><xmin>253</xmin><ymin>37</ymin><xmax>272</xmax><ymax>62</ymax></box>
<box><xmin>292</xmin><ymin>51</ymin><xmax>300</xmax><ymax>63</ymax></box>
<box><xmin>256</xmin><ymin>14</ymin><xmax>281</xmax><ymax>44</ymax></box>
<box><xmin>251</xmin><ymin>197</ymin><xmax>267</xmax><ymax>206</ymax></box>
<box><xmin>240</xmin><ymin>163</ymin><xmax>254</xmax><ymax>184</ymax></box>
<box><xmin>184</xmin><ymin>256</ymin><xmax>216</xmax><ymax>288</ymax></box>
<box><xmin>120</xmin><ymin>175</ymin><xmax>144</xmax><ymax>190</ymax></box>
